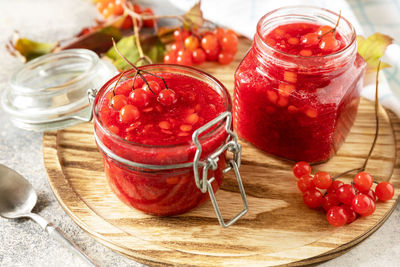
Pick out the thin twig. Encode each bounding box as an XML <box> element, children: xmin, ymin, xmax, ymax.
<box><xmin>333</xmin><ymin>61</ymin><xmax>381</xmax><ymax>180</ymax></box>
<box><xmin>112</xmin><ymin>70</ymin><xmax>126</xmax><ymax>96</ymax></box>
<box><xmin>319</xmin><ymin>10</ymin><xmax>342</xmax><ymax>39</ymax></box>
<box><xmin>363</xmin><ymin>61</ymin><xmax>381</xmax><ymax>169</ymax></box>
<box><xmin>111</xmin><ymin>38</ymin><xmax>138</xmax><ymax>71</ymax></box>
<box><xmin>122</xmin><ymin>2</ymin><xmax>185</xmax><ymax>24</ymax></box>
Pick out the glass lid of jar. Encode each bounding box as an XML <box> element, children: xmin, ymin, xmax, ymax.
<box><xmin>1</xmin><ymin>49</ymin><xmax>117</xmax><ymax>131</ymax></box>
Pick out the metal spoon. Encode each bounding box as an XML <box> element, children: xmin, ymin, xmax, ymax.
<box><xmin>0</xmin><ymin>164</ymin><xmax>97</xmax><ymax>266</ymax></box>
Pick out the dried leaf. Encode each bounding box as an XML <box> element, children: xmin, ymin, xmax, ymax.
<box><xmin>6</xmin><ymin>33</ymin><xmax>58</xmax><ymax>62</ymax></box>
<box><xmin>157</xmin><ymin>26</ymin><xmax>178</xmax><ymax>44</ymax></box>
<box><xmin>183</xmin><ymin>1</ymin><xmax>204</xmax><ymax>30</ymax></box>
<box><xmin>106</xmin><ymin>35</ymin><xmax>165</xmax><ymax>70</ymax></box>
<box><xmin>357</xmin><ymin>33</ymin><xmax>393</xmax><ymax>71</ymax></box>
<box><xmin>60</xmin><ymin>26</ymin><xmax>123</xmax><ymax>54</ymax></box>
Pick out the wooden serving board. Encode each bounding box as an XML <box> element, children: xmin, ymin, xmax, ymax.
<box><xmin>43</xmin><ymin>38</ymin><xmax>400</xmax><ymax>266</ymax></box>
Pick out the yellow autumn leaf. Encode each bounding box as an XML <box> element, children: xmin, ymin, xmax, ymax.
<box><xmin>183</xmin><ymin>1</ymin><xmax>204</xmax><ymax>30</ymax></box>
<box><xmin>357</xmin><ymin>33</ymin><xmax>393</xmax><ymax>71</ymax></box>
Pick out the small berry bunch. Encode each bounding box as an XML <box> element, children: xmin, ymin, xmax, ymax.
<box><xmin>163</xmin><ymin>28</ymin><xmax>239</xmax><ymax>66</ymax></box>
<box><xmin>96</xmin><ymin>0</ymin><xmax>155</xmax><ymax>29</ymax></box>
<box><xmin>110</xmin><ymin>76</ymin><xmax>177</xmax><ymax>126</ymax></box>
<box><xmin>293</xmin><ymin>161</ymin><xmax>395</xmax><ymax>227</ymax></box>
<box><xmin>108</xmin><ymin>41</ymin><xmax>177</xmax><ymax>127</ymax></box>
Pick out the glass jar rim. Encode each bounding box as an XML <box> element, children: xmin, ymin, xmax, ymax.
<box><xmin>10</xmin><ymin>49</ymin><xmax>99</xmax><ymax>95</ymax></box>
<box><xmin>93</xmin><ymin>64</ymin><xmax>232</xmax><ymax>149</ymax></box>
<box><xmin>256</xmin><ymin>5</ymin><xmax>357</xmax><ymax>60</ymax></box>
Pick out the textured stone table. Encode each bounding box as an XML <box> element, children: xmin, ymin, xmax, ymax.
<box><xmin>0</xmin><ymin>0</ymin><xmax>399</xmax><ymax>266</ymax></box>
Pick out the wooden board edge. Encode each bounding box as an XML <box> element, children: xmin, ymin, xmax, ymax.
<box><xmin>42</xmin><ymin>105</ymin><xmax>400</xmax><ymax>267</ymax></box>
<box><xmin>42</xmin><ymin>130</ymin><xmax>177</xmax><ymax>267</ymax></box>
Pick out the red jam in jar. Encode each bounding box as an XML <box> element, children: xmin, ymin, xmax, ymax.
<box><xmin>93</xmin><ymin>65</ymin><xmax>231</xmax><ymax>216</ymax></box>
<box><xmin>234</xmin><ymin>7</ymin><xmax>366</xmax><ymax>162</ymax></box>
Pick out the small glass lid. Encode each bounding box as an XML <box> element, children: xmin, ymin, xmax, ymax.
<box><xmin>1</xmin><ymin>49</ymin><xmax>117</xmax><ymax>131</ymax></box>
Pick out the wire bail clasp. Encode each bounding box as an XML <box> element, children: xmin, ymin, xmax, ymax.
<box><xmin>192</xmin><ymin>112</ymin><xmax>248</xmax><ymax>228</ymax></box>
<box><xmin>70</xmin><ymin>88</ymin><xmax>97</xmax><ymax>122</ymax></box>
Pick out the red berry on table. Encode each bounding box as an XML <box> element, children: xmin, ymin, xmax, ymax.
<box><xmin>164</xmin><ymin>51</ymin><xmax>177</xmax><ymax>64</ymax></box>
<box><xmin>129</xmin><ymin>89</ymin><xmax>150</xmax><ymax>108</ymax></box>
<box><xmin>119</xmin><ymin>105</ymin><xmax>140</xmax><ymax>124</ymax></box>
<box><xmin>201</xmin><ymin>34</ymin><xmax>219</xmax><ymax>52</ymax></box>
<box><xmin>303</xmin><ymin>189</ymin><xmax>323</xmax><ymax>209</ymax></box>
<box><xmin>365</xmin><ymin>189</ymin><xmax>377</xmax><ymax>202</ymax></box>
<box><xmin>342</xmin><ymin>205</ymin><xmax>357</xmax><ymax>224</ymax></box>
<box><xmin>192</xmin><ymin>48</ymin><xmax>206</xmax><ymax>65</ymax></box>
<box><xmin>313</xmin><ymin>171</ymin><xmax>332</xmax><ymax>189</ymax></box>
<box><xmin>205</xmin><ymin>48</ymin><xmax>220</xmax><ymax>61</ymax></box>
<box><xmin>336</xmin><ymin>184</ymin><xmax>356</xmax><ymax>206</ymax></box>
<box><xmin>214</xmin><ymin>27</ymin><xmax>227</xmax><ymax>40</ymax></box>
<box><xmin>353</xmin><ymin>172</ymin><xmax>373</xmax><ymax>192</ymax></box>
<box><xmin>171</xmin><ymin>42</ymin><xmax>183</xmax><ymax>52</ymax></box>
<box><xmin>297</xmin><ymin>175</ymin><xmax>315</xmax><ymax>192</ymax></box>
<box><xmin>375</xmin><ymin>182</ymin><xmax>395</xmax><ymax>201</ymax></box>
<box><xmin>326</xmin><ymin>206</ymin><xmax>347</xmax><ymax>227</ymax></box>
<box><xmin>327</xmin><ymin>180</ymin><xmax>344</xmax><ymax>194</ymax></box>
<box><xmin>322</xmin><ymin>193</ymin><xmax>340</xmax><ymax>211</ymax></box>
<box><xmin>184</xmin><ymin>36</ymin><xmax>200</xmax><ymax>52</ymax></box>
<box><xmin>142</xmin><ymin>8</ymin><xmax>156</xmax><ymax>27</ymax></box>
<box><xmin>292</xmin><ymin>161</ymin><xmax>311</xmax><ymax>178</ymax></box>
<box><xmin>173</xmin><ymin>29</ymin><xmax>190</xmax><ymax>42</ymax></box>
<box><xmin>142</xmin><ymin>81</ymin><xmax>161</xmax><ymax>96</ymax></box>
<box><xmin>121</xmin><ymin>16</ymin><xmax>134</xmax><ymax>30</ymax></box>
<box><xmin>220</xmin><ymin>32</ymin><xmax>238</xmax><ymax>53</ymax></box>
<box><xmin>157</xmin><ymin>89</ymin><xmax>177</xmax><ymax>106</ymax></box>
<box><xmin>352</xmin><ymin>193</ymin><xmax>373</xmax><ymax>215</ymax></box>
<box><xmin>111</xmin><ymin>95</ymin><xmax>128</xmax><ymax>111</ymax></box>
<box><xmin>176</xmin><ymin>49</ymin><xmax>193</xmax><ymax>66</ymax></box>
<box><xmin>362</xmin><ymin>197</ymin><xmax>376</xmax><ymax>216</ymax></box>
<box><xmin>218</xmin><ymin>51</ymin><xmax>234</xmax><ymax>65</ymax></box>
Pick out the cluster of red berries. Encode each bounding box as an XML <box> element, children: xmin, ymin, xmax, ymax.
<box><xmin>293</xmin><ymin>161</ymin><xmax>395</xmax><ymax>227</ymax></box>
<box><xmin>109</xmin><ymin>78</ymin><xmax>177</xmax><ymax>126</ymax></box>
<box><xmin>96</xmin><ymin>0</ymin><xmax>155</xmax><ymax>29</ymax></box>
<box><xmin>300</xmin><ymin>26</ymin><xmax>341</xmax><ymax>53</ymax></box>
<box><xmin>163</xmin><ymin>28</ymin><xmax>239</xmax><ymax>66</ymax></box>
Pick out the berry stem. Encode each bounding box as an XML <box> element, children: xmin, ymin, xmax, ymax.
<box><xmin>333</xmin><ymin>61</ymin><xmax>381</xmax><ymax>180</ymax></box>
<box><xmin>122</xmin><ymin>1</ymin><xmax>185</xmax><ymax>24</ymax></box>
<box><xmin>319</xmin><ymin>10</ymin><xmax>341</xmax><ymax>39</ymax></box>
<box><xmin>112</xmin><ymin>70</ymin><xmax>127</xmax><ymax>96</ymax></box>
<box><xmin>363</xmin><ymin>60</ymin><xmax>381</xmax><ymax>169</ymax></box>
<box><xmin>111</xmin><ymin>38</ymin><xmax>169</xmax><ymax>95</ymax></box>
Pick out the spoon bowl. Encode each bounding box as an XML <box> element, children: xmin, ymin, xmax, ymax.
<box><xmin>0</xmin><ymin>163</ymin><xmax>96</xmax><ymax>266</ymax></box>
<box><xmin>0</xmin><ymin>164</ymin><xmax>37</xmax><ymax>219</ymax></box>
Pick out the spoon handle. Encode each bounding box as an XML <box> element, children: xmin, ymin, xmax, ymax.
<box><xmin>46</xmin><ymin>223</ymin><xmax>98</xmax><ymax>267</ymax></box>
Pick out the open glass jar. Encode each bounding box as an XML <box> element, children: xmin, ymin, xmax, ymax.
<box><xmin>1</xmin><ymin>49</ymin><xmax>116</xmax><ymax>131</ymax></box>
<box><xmin>93</xmin><ymin>65</ymin><xmax>247</xmax><ymax>227</ymax></box>
<box><xmin>233</xmin><ymin>6</ymin><xmax>366</xmax><ymax>163</ymax></box>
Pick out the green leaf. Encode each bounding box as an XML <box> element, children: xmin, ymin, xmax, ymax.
<box><xmin>183</xmin><ymin>1</ymin><xmax>204</xmax><ymax>30</ymax></box>
<box><xmin>7</xmin><ymin>37</ymin><xmax>57</xmax><ymax>62</ymax></box>
<box><xmin>357</xmin><ymin>33</ymin><xmax>393</xmax><ymax>71</ymax></box>
<box><xmin>61</xmin><ymin>26</ymin><xmax>123</xmax><ymax>54</ymax></box>
<box><xmin>106</xmin><ymin>35</ymin><xmax>165</xmax><ymax>70</ymax></box>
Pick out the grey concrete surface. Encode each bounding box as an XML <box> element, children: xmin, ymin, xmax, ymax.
<box><xmin>0</xmin><ymin>0</ymin><xmax>398</xmax><ymax>266</ymax></box>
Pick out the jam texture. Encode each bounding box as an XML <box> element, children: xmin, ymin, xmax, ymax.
<box><xmin>94</xmin><ymin>70</ymin><xmax>229</xmax><ymax>215</ymax></box>
<box><xmin>234</xmin><ymin>22</ymin><xmax>366</xmax><ymax>162</ymax></box>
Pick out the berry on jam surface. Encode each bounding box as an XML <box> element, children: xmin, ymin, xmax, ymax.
<box><xmin>99</xmin><ymin>73</ymin><xmax>225</xmax><ymax>146</ymax></box>
<box><xmin>265</xmin><ymin>23</ymin><xmax>345</xmax><ymax>56</ymax></box>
